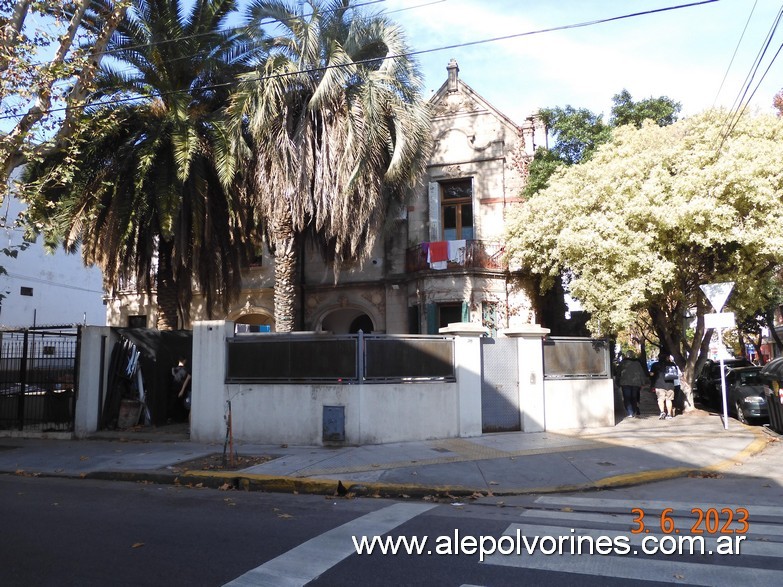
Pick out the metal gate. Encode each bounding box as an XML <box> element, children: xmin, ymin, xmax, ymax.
<box><xmin>0</xmin><ymin>328</ymin><xmax>80</xmax><ymax>432</ymax></box>
<box><xmin>480</xmin><ymin>337</ymin><xmax>520</xmax><ymax>433</ymax></box>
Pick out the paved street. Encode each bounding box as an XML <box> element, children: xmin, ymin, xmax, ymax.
<box><xmin>3</xmin><ymin>457</ymin><xmax>783</xmax><ymax>587</ymax></box>
<box><xmin>2</xmin><ymin>388</ymin><xmax>783</xmax><ymax>585</ymax></box>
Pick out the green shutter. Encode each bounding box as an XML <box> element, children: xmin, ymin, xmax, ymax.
<box><xmin>427</xmin><ymin>302</ymin><xmax>438</xmax><ymax>334</ymax></box>
<box><xmin>461</xmin><ymin>301</ymin><xmax>469</xmax><ymax>322</ymax></box>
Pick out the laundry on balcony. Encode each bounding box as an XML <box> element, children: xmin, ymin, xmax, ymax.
<box><xmin>427</xmin><ymin>241</ymin><xmax>448</xmax><ymax>270</ymax></box>
<box><xmin>447</xmin><ymin>239</ymin><xmax>466</xmax><ymax>265</ymax></box>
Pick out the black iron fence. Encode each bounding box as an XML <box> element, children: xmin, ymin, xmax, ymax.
<box><xmin>0</xmin><ymin>328</ymin><xmax>80</xmax><ymax>432</ymax></box>
<box><xmin>226</xmin><ymin>332</ymin><xmax>455</xmax><ymax>384</ymax></box>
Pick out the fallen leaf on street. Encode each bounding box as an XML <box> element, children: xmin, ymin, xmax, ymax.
<box><xmin>132</xmin><ymin>543</ymin><xmax>144</xmax><ymax>549</ymax></box>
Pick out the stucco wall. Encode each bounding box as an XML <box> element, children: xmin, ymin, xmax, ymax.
<box><xmin>222</xmin><ymin>382</ymin><xmax>459</xmax><ymax>445</ymax></box>
<box><xmin>542</xmin><ymin>379</ymin><xmax>616</xmax><ymax>430</ymax></box>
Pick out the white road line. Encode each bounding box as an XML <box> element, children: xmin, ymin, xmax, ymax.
<box><xmin>519</xmin><ymin>509</ymin><xmax>783</xmax><ymax>537</ymax></box>
<box><xmin>534</xmin><ymin>496</ymin><xmax>783</xmax><ymax>518</ymax></box>
<box><xmin>484</xmin><ymin>525</ymin><xmax>783</xmax><ymax>587</ymax></box>
<box><xmin>223</xmin><ymin>502</ymin><xmax>437</xmax><ymax>587</ymax></box>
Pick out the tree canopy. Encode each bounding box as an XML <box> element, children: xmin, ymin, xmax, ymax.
<box><xmin>22</xmin><ymin>0</ymin><xmax>260</xmax><ymax>329</ymax></box>
<box><xmin>524</xmin><ymin>90</ymin><xmax>681</xmax><ymax>198</ymax></box>
<box><xmin>609</xmin><ymin>89</ymin><xmax>681</xmax><ymax>128</ymax></box>
<box><xmin>506</xmin><ymin>109</ymin><xmax>783</xmax><ymax>403</ymax></box>
<box><xmin>227</xmin><ymin>0</ymin><xmax>432</xmax><ymax>332</ymax></box>
<box><xmin>0</xmin><ymin>0</ymin><xmax>130</xmax><ymax>192</ymax></box>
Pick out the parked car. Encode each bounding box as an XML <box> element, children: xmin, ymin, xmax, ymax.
<box><xmin>694</xmin><ymin>358</ymin><xmax>753</xmax><ymax>407</ymax></box>
<box><xmin>726</xmin><ymin>366</ymin><xmax>768</xmax><ymax>424</ymax></box>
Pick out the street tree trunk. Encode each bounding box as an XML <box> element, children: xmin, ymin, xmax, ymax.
<box><xmin>271</xmin><ymin>210</ymin><xmax>298</xmax><ymax>333</ymax></box>
<box><xmin>155</xmin><ymin>239</ymin><xmax>180</xmax><ymax>330</ymax></box>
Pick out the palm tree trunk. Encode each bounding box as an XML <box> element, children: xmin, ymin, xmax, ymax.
<box><xmin>156</xmin><ymin>239</ymin><xmax>180</xmax><ymax>330</ymax></box>
<box><xmin>272</xmin><ymin>211</ymin><xmax>298</xmax><ymax>332</ymax></box>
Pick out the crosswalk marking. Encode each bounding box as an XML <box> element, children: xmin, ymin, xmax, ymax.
<box><xmin>482</xmin><ymin>496</ymin><xmax>783</xmax><ymax>586</ymax></box>
<box><xmin>533</xmin><ymin>495</ymin><xmax>783</xmax><ymax>518</ymax></box>
<box><xmin>484</xmin><ymin>539</ymin><xmax>783</xmax><ymax>587</ymax></box>
<box><xmin>223</xmin><ymin>502</ymin><xmax>437</xmax><ymax>587</ymax></box>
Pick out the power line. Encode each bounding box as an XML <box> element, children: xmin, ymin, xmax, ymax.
<box><xmin>713</xmin><ymin>0</ymin><xmax>758</xmax><ymax>107</ymax></box>
<box><xmin>18</xmin><ymin>0</ymin><xmax>397</xmax><ymax>69</ymax></box>
<box><xmin>0</xmin><ymin>0</ymin><xmax>720</xmax><ymax>124</ymax></box>
<box><xmin>718</xmin><ymin>4</ymin><xmax>783</xmax><ymax>148</ymax></box>
<box><xmin>92</xmin><ymin>0</ymin><xmax>448</xmax><ymax>77</ymax></box>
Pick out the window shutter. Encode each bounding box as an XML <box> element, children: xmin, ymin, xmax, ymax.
<box><xmin>428</xmin><ymin>182</ymin><xmax>440</xmax><ymax>241</ymax></box>
<box><xmin>426</xmin><ymin>302</ymin><xmax>438</xmax><ymax>334</ymax></box>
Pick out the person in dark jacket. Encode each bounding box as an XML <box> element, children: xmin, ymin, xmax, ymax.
<box><xmin>616</xmin><ymin>351</ymin><xmax>648</xmax><ymax>418</ymax></box>
<box><xmin>650</xmin><ymin>354</ymin><xmax>678</xmax><ymax>420</ymax></box>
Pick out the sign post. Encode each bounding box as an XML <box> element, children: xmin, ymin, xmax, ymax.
<box><xmin>700</xmin><ymin>282</ymin><xmax>735</xmax><ymax>430</ymax></box>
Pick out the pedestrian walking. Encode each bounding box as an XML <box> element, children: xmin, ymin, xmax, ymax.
<box><xmin>616</xmin><ymin>351</ymin><xmax>648</xmax><ymax>418</ymax></box>
<box><xmin>650</xmin><ymin>354</ymin><xmax>678</xmax><ymax>420</ymax></box>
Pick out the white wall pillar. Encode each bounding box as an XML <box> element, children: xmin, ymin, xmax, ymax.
<box><xmin>502</xmin><ymin>324</ymin><xmax>550</xmax><ymax>432</ymax></box>
<box><xmin>440</xmin><ymin>322</ymin><xmax>486</xmax><ymax>437</ymax></box>
<box><xmin>74</xmin><ymin>326</ymin><xmax>115</xmax><ymax>438</ymax></box>
<box><xmin>191</xmin><ymin>320</ymin><xmax>232</xmax><ymax>442</ymax></box>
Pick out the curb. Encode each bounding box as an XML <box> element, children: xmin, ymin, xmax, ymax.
<box><xmin>4</xmin><ymin>428</ymin><xmax>773</xmax><ymax>499</ymax></box>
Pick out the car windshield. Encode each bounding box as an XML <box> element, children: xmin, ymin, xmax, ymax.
<box><xmin>738</xmin><ymin>371</ymin><xmax>762</xmax><ymax>385</ymax></box>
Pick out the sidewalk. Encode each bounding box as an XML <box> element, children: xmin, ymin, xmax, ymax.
<box><xmin>0</xmin><ymin>400</ymin><xmax>779</xmax><ymax>498</ymax></box>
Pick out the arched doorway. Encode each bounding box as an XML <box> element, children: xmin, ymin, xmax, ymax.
<box><xmin>234</xmin><ymin>313</ymin><xmax>274</xmax><ymax>333</ymax></box>
<box><xmin>321</xmin><ymin>309</ymin><xmax>374</xmax><ymax>334</ymax></box>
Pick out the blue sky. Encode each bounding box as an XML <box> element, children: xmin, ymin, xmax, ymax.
<box><xmin>379</xmin><ymin>0</ymin><xmax>783</xmax><ymax>122</ymax></box>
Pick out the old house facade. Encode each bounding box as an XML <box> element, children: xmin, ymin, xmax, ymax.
<box><xmin>105</xmin><ymin>61</ymin><xmax>546</xmax><ymax>333</ymax></box>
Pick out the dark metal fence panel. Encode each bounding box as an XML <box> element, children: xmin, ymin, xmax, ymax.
<box><xmin>0</xmin><ymin>328</ymin><xmax>79</xmax><ymax>431</ymax></box>
<box><xmin>226</xmin><ymin>335</ymin><xmax>358</xmax><ymax>383</ymax></box>
<box><xmin>225</xmin><ymin>333</ymin><xmax>455</xmax><ymax>383</ymax></box>
<box><xmin>364</xmin><ymin>335</ymin><xmax>455</xmax><ymax>381</ymax></box>
<box><xmin>364</xmin><ymin>335</ymin><xmax>455</xmax><ymax>382</ymax></box>
<box><xmin>543</xmin><ymin>337</ymin><xmax>610</xmax><ymax>380</ymax></box>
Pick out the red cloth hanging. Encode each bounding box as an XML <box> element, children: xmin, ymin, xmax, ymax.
<box><xmin>429</xmin><ymin>241</ymin><xmax>448</xmax><ymax>263</ymax></box>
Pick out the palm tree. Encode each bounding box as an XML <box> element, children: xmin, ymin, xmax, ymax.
<box><xmin>22</xmin><ymin>0</ymin><xmax>261</xmax><ymax>329</ymax></box>
<box><xmin>228</xmin><ymin>0</ymin><xmax>432</xmax><ymax>332</ymax></box>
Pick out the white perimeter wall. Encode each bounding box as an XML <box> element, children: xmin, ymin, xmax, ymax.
<box><xmin>543</xmin><ymin>378</ymin><xmax>615</xmax><ymax>430</ymax></box>
<box><xmin>222</xmin><ymin>382</ymin><xmax>458</xmax><ymax>445</ymax></box>
<box><xmin>72</xmin><ymin>324</ymin><xmax>616</xmax><ymax>443</ymax></box>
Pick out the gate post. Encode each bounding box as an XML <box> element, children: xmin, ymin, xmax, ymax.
<box><xmin>17</xmin><ymin>329</ymin><xmax>29</xmax><ymax>430</ymax></box>
<box><xmin>502</xmin><ymin>324</ymin><xmax>550</xmax><ymax>432</ymax></box>
<box><xmin>440</xmin><ymin>322</ymin><xmax>487</xmax><ymax>438</ymax></box>
<box><xmin>191</xmin><ymin>321</ymin><xmax>232</xmax><ymax>442</ymax></box>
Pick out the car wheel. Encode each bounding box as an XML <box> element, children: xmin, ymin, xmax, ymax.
<box><xmin>735</xmin><ymin>401</ymin><xmax>748</xmax><ymax>425</ymax></box>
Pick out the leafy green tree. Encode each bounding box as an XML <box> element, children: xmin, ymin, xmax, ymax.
<box><xmin>522</xmin><ymin>91</ymin><xmax>682</xmax><ymax>336</ymax></box>
<box><xmin>523</xmin><ymin>106</ymin><xmax>609</xmax><ymax>198</ymax></box>
<box><xmin>609</xmin><ymin>89</ymin><xmax>681</xmax><ymax>128</ymax></box>
<box><xmin>0</xmin><ymin>0</ymin><xmax>130</xmax><ymax>191</ymax></box>
<box><xmin>227</xmin><ymin>0</ymin><xmax>432</xmax><ymax>332</ymax></box>
<box><xmin>22</xmin><ymin>0</ymin><xmax>260</xmax><ymax>329</ymax></box>
<box><xmin>506</xmin><ymin>109</ymin><xmax>783</xmax><ymax>408</ymax></box>
<box><xmin>524</xmin><ymin>91</ymin><xmax>680</xmax><ymax>198</ymax></box>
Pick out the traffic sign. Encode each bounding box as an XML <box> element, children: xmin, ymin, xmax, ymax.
<box><xmin>700</xmin><ymin>282</ymin><xmax>734</xmax><ymax>312</ymax></box>
<box><xmin>703</xmin><ymin>312</ymin><xmax>735</xmax><ymax>329</ymax></box>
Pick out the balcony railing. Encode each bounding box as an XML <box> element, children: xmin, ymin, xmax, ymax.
<box><xmin>405</xmin><ymin>240</ymin><xmax>506</xmax><ymax>273</ymax></box>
